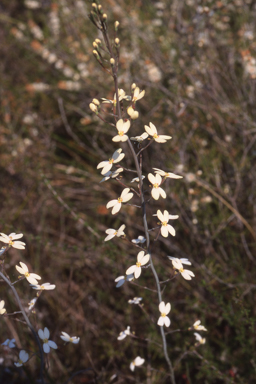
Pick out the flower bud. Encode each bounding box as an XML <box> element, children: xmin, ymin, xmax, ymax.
<box><xmin>92</xmin><ymin>3</ymin><xmax>97</xmax><ymax>9</ymax></box>
<box><xmin>93</xmin><ymin>42</ymin><xmax>98</xmax><ymax>49</ymax></box>
<box><xmin>89</xmin><ymin>103</ymin><xmax>98</xmax><ymax>113</ymax></box>
<box><xmin>103</xmin><ymin>13</ymin><xmax>107</xmax><ymax>20</ymax></box>
<box><xmin>92</xmin><ymin>98</ymin><xmax>100</xmax><ymax>106</ymax></box>
<box><xmin>131</xmin><ymin>83</ymin><xmax>136</xmax><ymax>90</ymax></box>
<box><xmin>127</xmin><ymin>106</ymin><xmax>139</xmax><ymax>119</ymax></box>
<box><xmin>95</xmin><ymin>38</ymin><xmax>101</xmax><ymax>44</ymax></box>
<box><xmin>115</xmin><ymin>38</ymin><xmax>120</xmax><ymax>45</ymax></box>
<box><xmin>110</xmin><ymin>58</ymin><xmax>115</xmax><ymax>65</ymax></box>
<box><xmin>93</xmin><ymin>50</ymin><xmax>99</xmax><ymax>59</ymax></box>
<box><xmin>115</xmin><ymin>21</ymin><xmax>119</xmax><ymax>30</ymax></box>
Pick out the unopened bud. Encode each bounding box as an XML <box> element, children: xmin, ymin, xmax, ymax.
<box><xmin>127</xmin><ymin>106</ymin><xmax>139</xmax><ymax>119</ymax></box>
<box><xmin>110</xmin><ymin>58</ymin><xmax>115</xmax><ymax>65</ymax></box>
<box><xmin>92</xmin><ymin>3</ymin><xmax>97</xmax><ymax>9</ymax></box>
<box><xmin>131</xmin><ymin>83</ymin><xmax>136</xmax><ymax>90</ymax></box>
<box><xmin>89</xmin><ymin>103</ymin><xmax>98</xmax><ymax>113</ymax></box>
<box><xmin>92</xmin><ymin>98</ymin><xmax>100</xmax><ymax>106</ymax></box>
<box><xmin>95</xmin><ymin>38</ymin><xmax>101</xmax><ymax>44</ymax></box>
<box><xmin>98</xmin><ymin>4</ymin><xmax>102</xmax><ymax>11</ymax></box>
<box><xmin>115</xmin><ymin>21</ymin><xmax>119</xmax><ymax>30</ymax></box>
<box><xmin>93</xmin><ymin>42</ymin><xmax>98</xmax><ymax>48</ymax></box>
<box><xmin>93</xmin><ymin>50</ymin><xmax>99</xmax><ymax>58</ymax></box>
<box><xmin>102</xmin><ymin>13</ymin><xmax>107</xmax><ymax>20</ymax></box>
<box><xmin>115</xmin><ymin>38</ymin><xmax>120</xmax><ymax>45</ymax></box>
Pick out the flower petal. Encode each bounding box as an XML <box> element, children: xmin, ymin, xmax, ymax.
<box><xmin>157</xmin><ymin>316</ymin><xmax>164</xmax><ymax>326</ymax></box>
<box><xmin>126</xmin><ymin>265</ymin><xmax>136</xmax><ymax>275</ymax></box>
<box><xmin>43</xmin><ymin>343</ymin><xmax>50</xmax><ymax>353</ymax></box>
<box><xmin>48</xmin><ymin>340</ymin><xmax>57</xmax><ymax>349</ymax></box>
<box><xmin>140</xmin><ymin>254</ymin><xmax>150</xmax><ymax>266</ymax></box>
<box><xmin>164</xmin><ymin>316</ymin><xmax>171</xmax><ymax>327</ymax></box>
<box><xmin>112</xmin><ymin>203</ymin><xmax>121</xmax><ymax>215</ymax></box>
<box><xmin>134</xmin><ymin>267</ymin><xmax>141</xmax><ymax>279</ymax></box>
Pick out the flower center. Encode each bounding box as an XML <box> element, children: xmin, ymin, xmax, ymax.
<box><xmin>25</xmin><ymin>272</ymin><xmax>30</xmax><ymax>278</ymax></box>
<box><xmin>119</xmin><ymin>131</ymin><xmax>124</xmax><ymax>136</ymax></box>
<box><xmin>43</xmin><ymin>338</ymin><xmax>48</xmax><ymax>344</ymax></box>
<box><xmin>153</xmin><ymin>183</ymin><xmax>159</xmax><ymax>188</ymax></box>
<box><xmin>153</xmin><ymin>133</ymin><xmax>159</xmax><ymax>139</ymax></box>
<box><xmin>161</xmin><ymin>313</ymin><xmax>166</xmax><ymax>317</ymax></box>
<box><xmin>136</xmin><ymin>262</ymin><xmax>141</xmax><ymax>267</ymax></box>
<box><xmin>109</xmin><ymin>158</ymin><xmax>114</xmax><ymax>164</ymax></box>
<box><xmin>117</xmin><ymin>197</ymin><xmax>123</xmax><ymax>203</ymax></box>
<box><xmin>162</xmin><ymin>221</ymin><xmax>167</xmax><ymax>226</ymax></box>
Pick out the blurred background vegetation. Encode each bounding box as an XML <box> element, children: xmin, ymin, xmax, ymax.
<box><xmin>0</xmin><ymin>0</ymin><xmax>256</xmax><ymax>383</ymax></box>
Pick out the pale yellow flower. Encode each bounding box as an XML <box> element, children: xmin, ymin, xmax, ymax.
<box><xmin>112</xmin><ymin>119</ymin><xmax>130</xmax><ymax>142</ymax></box>
<box><xmin>145</xmin><ymin>122</ymin><xmax>172</xmax><ymax>143</ymax></box>
<box><xmin>148</xmin><ymin>173</ymin><xmax>166</xmax><ymax>200</ymax></box>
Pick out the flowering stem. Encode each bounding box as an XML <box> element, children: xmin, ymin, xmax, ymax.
<box><xmin>0</xmin><ymin>271</ymin><xmax>45</xmax><ymax>383</ymax></box>
<box><xmin>113</xmin><ymin>68</ymin><xmax>176</xmax><ymax>384</ymax></box>
<box><xmin>97</xmin><ymin>15</ymin><xmax>176</xmax><ymax>384</ymax></box>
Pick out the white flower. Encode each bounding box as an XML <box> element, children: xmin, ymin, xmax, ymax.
<box><xmin>115</xmin><ymin>274</ymin><xmax>134</xmax><ymax>287</ymax></box>
<box><xmin>130</xmin><ymin>356</ymin><xmax>145</xmax><ymax>371</ymax></box>
<box><xmin>191</xmin><ymin>320</ymin><xmax>207</xmax><ymax>332</ymax></box>
<box><xmin>117</xmin><ymin>326</ymin><xmax>131</xmax><ymax>340</ymax></box>
<box><xmin>104</xmin><ymin>224</ymin><xmax>125</xmax><ymax>241</ymax></box>
<box><xmin>132</xmin><ymin>87</ymin><xmax>145</xmax><ymax>102</ymax></box>
<box><xmin>194</xmin><ymin>332</ymin><xmax>206</xmax><ymax>345</ymax></box>
<box><xmin>97</xmin><ymin>149</ymin><xmax>125</xmax><ymax>175</ymax></box>
<box><xmin>16</xmin><ymin>262</ymin><xmax>41</xmax><ymax>285</ymax></box>
<box><xmin>0</xmin><ymin>300</ymin><xmax>6</xmax><ymax>315</ymax></box>
<box><xmin>148</xmin><ymin>173</ymin><xmax>166</xmax><ymax>200</ymax></box>
<box><xmin>167</xmin><ymin>256</ymin><xmax>192</xmax><ymax>266</ymax></box>
<box><xmin>0</xmin><ymin>233</ymin><xmax>25</xmax><ymax>249</ymax></box>
<box><xmin>38</xmin><ymin>327</ymin><xmax>57</xmax><ymax>353</ymax></box>
<box><xmin>126</xmin><ymin>251</ymin><xmax>150</xmax><ymax>279</ymax></box>
<box><xmin>171</xmin><ymin>258</ymin><xmax>195</xmax><ymax>280</ymax></box>
<box><xmin>2</xmin><ymin>339</ymin><xmax>16</xmax><ymax>348</ymax></box>
<box><xmin>128</xmin><ymin>297</ymin><xmax>142</xmax><ymax>305</ymax></box>
<box><xmin>144</xmin><ymin>122</ymin><xmax>172</xmax><ymax>143</ymax></box>
<box><xmin>30</xmin><ymin>282</ymin><xmax>56</xmax><ymax>290</ymax></box>
<box><xmin>101</xmin><ymin>89</ymin><xmax>130</xmax><ymax>105</ymax></box>
<box><xmin>106</xmin><ymin>188</ymin><xmax>133</xmax><ymax>215</ymax></box>
<box><xmin>130</xmin><ymin>132</ymin><xmax>149</xmax><ymax>142</ymax></box>
<box><xmin>131</xmin><ymin>175</ymin><xmax>145</xmax><ymax>183</ymax></box>
<box><xmin>156</xmin><ymin>210</ymin><xmax>178</xmax><ymax>237</ymax></box>
<box><xmin>14</xmin><ymin>350</ymin><xmax>29</xmax><ymax>367</ymax></box>
<box><xmin>28</xmin><ymin>298</ymin><xmax>37</xmax><ymax>310</ymax></box>
<box><xmin>60</xmin><ymin>332</ymin><xmax>80</xmax><ymax>344</ymax></box>
<box><xmin>132</xmin><ymin>236</ymin><xmax>146</xmax><ymax>244</ymax></box>
<box><xmin>153</xmin><ymin>168</ymin><xmax>183</xmax><ymax>179</ymax></box>
<box><xmin>157</xmin><ymin>301</ymin><xmax>171</xmax><ymax>327</ymax></box>
<box><xmin>112</xmin><ymin>119</ymin><xmax>130</xmax><ymax>142</ymax></box>
<box><xmin>100</xmin><ymin>168</ymin><xmax>123</xmax><ymax>183</ymax></box>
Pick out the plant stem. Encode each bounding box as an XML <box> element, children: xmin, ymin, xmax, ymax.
<box><xmin>0</xmin><ymin>271</ymin><xmax>45</xmax><ymax>384</ymax></box>
<box><xmin>98</xmin><ymin>14</ymin><xmax>176</xmax><ymax>384</ymax></box>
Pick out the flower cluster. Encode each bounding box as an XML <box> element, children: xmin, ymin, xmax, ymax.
<box><xmin>88</xmin><ymin>6</ymin><xmax>203</xmax><ymax>376</ymax></box>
